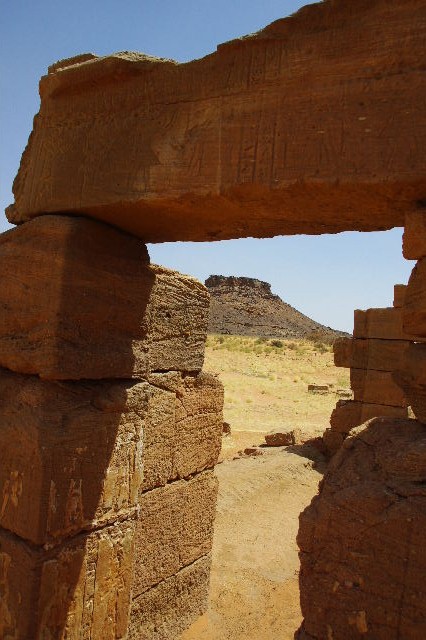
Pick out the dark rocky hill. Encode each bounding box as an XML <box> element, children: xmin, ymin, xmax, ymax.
<box><xmin>206</xmin><ymin>275</ymin><xmax>347</xmax><ymax>340</ymax></box>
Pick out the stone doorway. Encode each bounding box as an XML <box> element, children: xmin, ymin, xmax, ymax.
<box><xmin>1</xmin><ymin>0</ymin><xmax>426</xmax><ymax>636</ymax></box>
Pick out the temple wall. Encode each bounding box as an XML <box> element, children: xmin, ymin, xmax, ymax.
<box><xmin>297</xmin><ymin>212</ymin><xmax>426</xmax><ymax>638</ymax></box>
<box><xmin>0</xmin><ymin>215</ymin><xmax>223</xmax><ymax>639</ymax></box>
<box><xmin>2</xmin><ymin>2</ymin><xmax>426</xmax><ymax>637</ymax></box>
<box><xmin>323</xmin><ymin>289</ymin><xmax>412</xmax><ymax>455</ymax></box>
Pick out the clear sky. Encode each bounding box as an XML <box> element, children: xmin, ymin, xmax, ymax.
<box><xmin>0</xmin><ymin>0</ymin><xmax>414</xmax><ymax>332</ymax></box>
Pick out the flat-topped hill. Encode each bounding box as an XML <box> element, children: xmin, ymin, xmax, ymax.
<box><xmin>206</xmin><ymin>275</ymin><xmax>346</xmax><ymax>340</ymax></box>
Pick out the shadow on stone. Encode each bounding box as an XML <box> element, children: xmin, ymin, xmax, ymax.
<box><xmin>296</xmin><ymin>417</ymin><xmax>426</xmax><ymax>639</ymax></box>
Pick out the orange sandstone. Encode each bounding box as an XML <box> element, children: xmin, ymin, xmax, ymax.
<box><xmin>7</xmin><ymin>0</ymin><xmax>426</xmax><ymax>242</ymax></box>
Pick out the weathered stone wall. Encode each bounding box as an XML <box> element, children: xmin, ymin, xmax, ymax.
<box><xmin>0</xmin><ymin>215</ymin><xmax>223</xmax><ymax>639</ymax></box>
<box><xmin>7</xmin><ymin>0</ymin><xmax>426</xmax><ymax>241</ymax></box>
<box><xmin>323</xmin><ymin>292</ymin><xmax>412</xmax><ymax>455</ymax></box>
<box><xmin>297</xmin><ymin>214</ymin><xmax>426</xmax><ymax>638</ymax></box>
<box><xmin>3</xmin><ymin>2</ymin><xmax>426</xmax><ymax>637</ymax></box>
<box><xmin>297</xmin><ymin>416</ymin><xmax>426</xmax><ymax>640</ymax></box>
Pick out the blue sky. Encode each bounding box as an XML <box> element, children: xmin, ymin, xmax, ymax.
<box><xmin>0</xmin><ymin>1</ymin><xmax>413</xmax><ymax>332</ymax></box>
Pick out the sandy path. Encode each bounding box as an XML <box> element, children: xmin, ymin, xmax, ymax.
<box><xmin>182</xmin><ymin>445</ymin><xmax>324</xmax><ymax>640</ymax></box>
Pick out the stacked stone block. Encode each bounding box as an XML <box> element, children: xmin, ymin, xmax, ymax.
<box><xmin>0</xmin><ymin>215</ymin><xmax>223</xmax><ymax>638</ymax></box>
<box><xmin>297</xmin><ymin>212</ymin><xmax>426</xmax><ymax>639</ymax></box>
<box><xmin>130</xmin><ymin>372</ymin><xmax>223</xmax><ymax>639</ymax></box>
<box><xmin>396</xmin><ymin>212</ymin><xmax>426</xmax><ymax>424</ymax></box>
<box><xmin>323</xmin><ymin>289</ymin><xmax>411</xmax><ymax>455</ymax></box>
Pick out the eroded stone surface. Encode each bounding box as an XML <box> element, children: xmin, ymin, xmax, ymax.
<box><xmin>403</xmin><ymin>257</ymin><xmax>426</xmax><ymax>337</ymax></box>
<box><xmin>350</xmin><ymin>369</ymin><xmax>407</xmax><ymax>407</ymax></box>
<box><xmin>335</xmin><ymin>337</ymin><xmax>408</xmax><ymax>371</ymax></box>
<box><xmin>129</xmin><ymin>555</ymin><xmax>211</xmax><ymax>640</ymax></box>
<box><xmin>403</xmin><ymin>212</ymin><xmax>426</xmax><ymax>260</ymax></box>
<box><xmin>133</xmin><ymin>472</ymin><xmax>218</xmax><ymax>597</ymax></box>
<box><xmin>354</xmin><ymin>307</ymin><xmax>414</xmax><ymax>341</ymax></box>
<box><xmin>333</xmin><ymin>337</ymin><xmax>353</xmax><ymax>368</ymax></box>
<box><xmin>298</xmin><ymin>417</ymin><xmax>426</xmax><ymax>640</ymax></box>
<box><xmin>0</xmin><ymin>368</ymin><xmax>223</xmax><ymax>545</ymax></box>
<box><xmin>0</xmin><ymin>520</ymin><xmax>135</xmax><ymax>640</ymax></box>
<box><xmin>393</xmin><ymin>284</ymin><xmax>407</xmax><ymax>308</ymax></box>
<box><xmin>264</xmin><ymin>429</ymin><xmax>302</xmax><ymax>447</ymax></box>
<box><xmin>322</xmin><ymin>428</ymin><xmax>344</xmax><ymax>456</ymax></box>
<box><xmin>142</xmin><ymin>373</ymin><xmax>224</xmax><ymax>491</ymax></box>
<box><xmin>0</xmin><ymin>215</ymin><xmax>209</xmax><ymax>379</ymax></box>
<box><xmin>8</xmin><ymin>0</ymin><xmax>426</xmax><ymax>241</ymax></box>
<box><xmin>330</xmin><ymin>399</ymin><xmax>408</xmax><ymax>434</ymax></box>
<box><xmin>395</xmin><ymin>342</ymin><xmax>426</xmax><ymax>424</ymax></box>
<box><xmin>0</xmin><ymin>368</ymin><xmax>147</xmax><ymax>545</ymax></box>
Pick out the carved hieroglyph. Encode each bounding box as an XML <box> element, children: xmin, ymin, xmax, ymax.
<box><xmin>7</xmin><ymin>0</ymin><xmax>426</xmax><ymax>241</ymax></box>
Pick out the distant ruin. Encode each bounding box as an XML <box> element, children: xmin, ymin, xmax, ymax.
<box><xmin>1</xmin><ymin>0</ymin><xmax>426</xmax><ymax>638</ymax></box>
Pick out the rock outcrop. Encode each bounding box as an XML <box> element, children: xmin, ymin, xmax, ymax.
<box><xmin>0</xmin><ymin>216</ymin><xmax>209</xmax><ymax>380</ymax></box>
<box><xmin>264</xmin><ymin>429</ymin><xmax>302</xmax><ymax>447</ymax></box>
<box><xmin>206</xmin><ymin>275</ymin><xmax>345</xmax><ymax>339</ymax></box>
<box><xmin>7</xmin><ymin>0</ymin><xmax>426</xmax><ymax>241</ymax></box>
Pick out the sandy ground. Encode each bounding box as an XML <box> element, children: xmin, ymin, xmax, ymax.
<box><xmin>181</xmin><ymin>443</ymin><xmax>325</xmax><ymax>640</ymax></box>
<box><xmin>181</xmin><ymin>338</ymin><xmax>339</xmax><ymax>639</ymax></box>
<box><xmin>204</xmin><ymin>335</ymin><xmax>349</xmax><ymax>439</ymax></box>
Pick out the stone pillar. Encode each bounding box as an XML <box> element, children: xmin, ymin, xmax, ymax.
<box><xmin>323</xmin><ymin>293</ymin><xmax>411</xmax><ymax>455</ymax></box>
<box><xmin>396</xmin><ymin>212</ymin><xmax>426</xmax><ymax>423</ymax></box>
<box><xmin>0</xmin><ymin>215</ymin><xmax>223</xmax><ymax>639</ymax></box>
<box><xmin>129</xmin><ymin>372</ymin><xmax>223</xmax><ymax>639</ymax></box>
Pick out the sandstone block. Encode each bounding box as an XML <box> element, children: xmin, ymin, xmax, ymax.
<box><xmin>395</xmin><ymin>342</ymin><xmax>426</xmax><ymax>424</ymax></box>
<box><xmin>351</xmin><ymin>369</ymin><xmax>407</xmax><ymax>407</ymax></box>
<box><xmin>322</xmin><ymin>428</ymin><xmax>344</xmax><ymax>456</ymax></box>
<box><xmin>403</xmin><ymin>257</ymin><xmax>426</xmax><ymax>337</ymax></box>
<box><xmin>354</xmin><ymin>307</ymin><xmax>413</xmax><ymax>340</ymax></box>
<box><xmin>142</xmin><ymin>373</ymin><xmax>224</xmax><ymax>491</ymax></box>
<box><xmin>333</xmin><ymin>337</ymin><xmax>352</xmax><ymax>368</ymax></box>
<box><xmin>393</xmin><ymin>284</ymin><xmax>407</xmax><ymax>308</ymax></box>
<box><xmin>0</xmin><ymin>215</ymin><xmax>209</xmax><ymax>380</ymax></box>
<box><xmin>0</xmin><ymin>520</ymin><xmax>134</xmax><ymax>640</ymax></box>
<box><xmin>8</xmin><ymin>2</ymin><xmax>426</xmax><ymax>241</ymax></box>
<box><xmin>330</xmin><ymin>399</ymin><xmax>408</xmax><ymax>434</ymax></box>
<box><xmin>264</xmin><ymin>429</ymin><xmax>302</xmax><ymax>447</ymax></box>
<box><xmin>307</xmin><ymin>383</ymin><xmax>329</xmax><ymax>394</ymax></box>
<box><xmin>297</xmin><ymin>418</ymin><xmax>426</xmax><ymax>639</ymax></box>
<box><xmin>336</xmin><ymin>388</ymin><xmax>352</xmax><ymax>399</ymax></box>
<box><xmin>133</xmin><ymin>471</ymin><xmax>218</xmax><ymax>597</ymax></box>
<box><xmin>337</xmin><ymin>338</ymin><xmax>409</xmax><ymax>372</ymax></box>
<box><xmin>0</xmin><ymin>368</ymin><xmax>224</xmax><ymax>544</ymax></box>
<box><xmin>0</xmin><ymin>368</ymin><xmax>146</xmax><ymax>545</ymax></box>
<box><xmin>242</xmin><ymin>447</ymin><xmax>264</xmax><ymax>457</ymax></box>
<box><xmin>129</xmin><ymin>555</ymin><xmax>211</xmax><ymax>640</ymax></box>
<box><xmin>403</xmin><ymin>212</ymin><xmax>426</xmax><ymax>260</ymax></box>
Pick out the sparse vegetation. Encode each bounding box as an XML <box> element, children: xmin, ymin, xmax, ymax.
<box><xmin>206</xmin><ymin>334</ymin><xmax>332</xmax><ymax>355</ymax></box>
<box><xmin>305</xmin><ymin>330</ymin><xmax>337</xmax><ymax>346</ymax></box>
<box><xmin>204</xmin><ymin>335</ymin><xmax>349</xmax><ymax>452</ymax></box>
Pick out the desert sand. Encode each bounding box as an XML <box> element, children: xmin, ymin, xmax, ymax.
<box><xmin>182</xmin><ymin>336</ymin><xmax>340</xmax><ymax>639</ymax></box>
<box><xmin>182</xmin><ymin>446</ymin><xmax>324</xmax><ymax>640</ymax></box>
